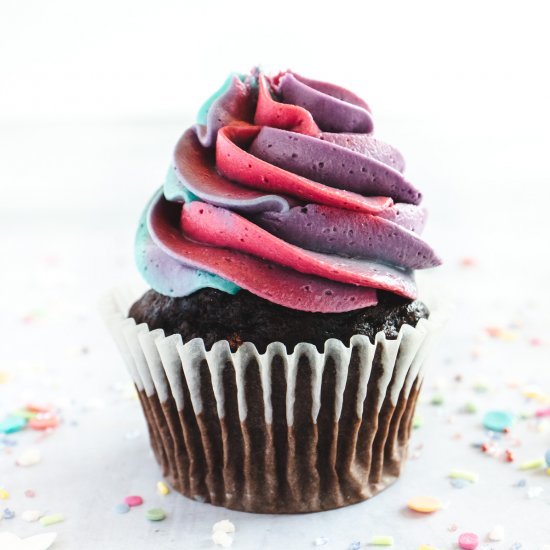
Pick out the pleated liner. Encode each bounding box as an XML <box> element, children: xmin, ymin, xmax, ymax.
<box><xmin>101</xmin><ymin>289</ymin><xmax>445</xmax><ymax>513</ymax></box>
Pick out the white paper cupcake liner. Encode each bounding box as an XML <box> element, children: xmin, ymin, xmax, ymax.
<box><xmin>100</xmin><ymin>288</ymin><xmax>447</xmax><ymax>513</ymax></box>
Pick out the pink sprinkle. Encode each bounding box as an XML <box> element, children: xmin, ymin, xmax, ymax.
<box><xmin>24</xmin><ymin>489</ymin><xmax>36</xmax><ymax>498</ymax></box>
<box><xmin>535</xmin><ymin>406</ymin><xmax>550</xmax><ymax>417</ymax></box>
<box><xmin>530</xmin><ymin>337</ymin><xmax>542</xmax><ymax>347</ymax></box>
<box><xmin>124</xmin><ymin>495</ymin><xmax>143</xmax><ymax>507</ymax></box>
<box><xmin>458</xmin><ymin>532</ymin><xmax>479</xmax><ymax>549</ymax></box>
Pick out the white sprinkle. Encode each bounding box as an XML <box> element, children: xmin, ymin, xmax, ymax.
<box><xmin>488</xmin><ymin>525</ymin><xmax>505</xmax><ymax>541</ymax></box>
<box><xmin>213</xmin><ymin>519</ymin><xmax>235</xmax><ymax>534</ymax></box>
<box><xmin>527</xmin><ymin>486</ymin><xmax>543</xmax><ymax>499</ymax></box>
<box><xmin>212</xmin><ymin>530</ymin><xmax>233</xmax><ymax>547</ymax></box>
<box><xmin>314</xmin><ymin>537</ymin><xmax>329</xmax><ymax>546</ymax></box>
<box><xmin>22</xmin><ymin>510</ymin><xmax>43</xmax><ymax>522</ymax></box>
<box><xmin>16</xmin><ymin>449</ymin><xmax>42</xmax><ymax>467</ymax></box>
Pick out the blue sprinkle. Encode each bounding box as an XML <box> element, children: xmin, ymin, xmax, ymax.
<box><xmin>514</xmin><ymin>479</ymin><xmax>527</xmax><ymax>488</ymax></box>
<box><xmin>114</xmin><ymin>502</ymin><xmax>130</xmax><ymax>514</ymax></box>
<box><xmin>3</xmin><ymin>508</ymin><xmax>15</xmax><ymax>519</ymax></box>
<box><xmin>348</xmin><ymin>542</ymin><xmax>361</xmax><ymax>550</ymax></box>
<box><xmin>510</xmin><ymin>543</ymin><xmax>522</xmax><ymax>550</ymax></box>
<box><xmin>545</xmin><ymin>449</ymin><xmax>550</xmax><ymax>467</ymax></box>
<box><xmin>450</xmin><ymin>478</ymin><xmax>469</xmax><ymax>489</ymax></box>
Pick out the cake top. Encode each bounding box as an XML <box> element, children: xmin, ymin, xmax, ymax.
<box><xmin>135</xmin><ymin>69</ymin><xmax>441</xmax><ymax>313</ymax></box>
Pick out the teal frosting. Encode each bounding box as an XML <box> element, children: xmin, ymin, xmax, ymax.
<box><xmin>196</xmin><ymin>73</ymin><xmax>245</xmax><ymax>125</ymax></box>
<box><xmin>163</xmin><ymin>165</ymin><xmax>198</xmax><ymax>203</ymax></box>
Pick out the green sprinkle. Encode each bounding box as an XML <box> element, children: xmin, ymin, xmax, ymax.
<box><xmin>39</xmin><ymin>513</ymin><xmax>64</xmax><ymax>526</ymax></box>
<box><xmin>370</xmin><ymin>535</ymin><xmax>394</xmax><ymax>546</ymax></box>
<box><xmin>430</xmin><ymin>394</ymin><xmax>444</xmax><ymax>406</ymax></box>
<box><xmin>483</xmin><ymin>410</ymin><xmax>514</xmax><ymax>432</ymax></box>
<box><xmin>449</xmin><ymin>468</ymin><xmax>479</xmax><ymax>482</ymax></box>
<box><xmin>464</xmin><ymin>402</ymin><xmax>477</xmax><ymax>414</ymax></box>
<box><xmin>146</xmin><ymin>508</ymin><xmax>166</xmax><ymax>521</ymax></box>
<box><xmin>519</xmin><ymin>458</ymin><xmax>545</xmax><ymax>471</ymax></box>
<box><xmin>412</xmin><ymin>414</ymin><xmax>423</xmax><ymax>429</ymax></box>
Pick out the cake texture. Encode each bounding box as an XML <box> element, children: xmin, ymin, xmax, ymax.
<box><xmin>103</xmin><ymin>68</ymin><xmax>444</xmax><ymax>513</ymax></box>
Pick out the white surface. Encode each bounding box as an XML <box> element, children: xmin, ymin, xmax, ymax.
<box><xmin>2</xmin><ymin>2</ymin><xmax>550</xmax><ymax>547</ymax></box>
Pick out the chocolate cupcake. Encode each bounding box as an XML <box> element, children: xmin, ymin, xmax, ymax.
<box><xmin>102</xmin><ymin>69</ymin><xmax>445</xmax><ymax>513</ymax></box>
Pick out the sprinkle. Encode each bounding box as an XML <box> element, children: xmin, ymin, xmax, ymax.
<box><xmin>146</xmin><ymin>508</ymin><xmax>166</xmax><ymax>521</ymax></box>
<box><xmin>113</xmin><ymin>503</ymin><xmax>130</xmax><ymax>514</ymax></box>
<box><xmin>0</xmin><ymin>416</ymin><xmax>27</xmax><ymax>434</ymax></box>
<box><xmin>449</xmin><ymin>469</ymin><xmax>479</xmax><ymax>483</ymax></box>
<box><xmin>28</xmin><ymin>415</ymin><xmax>59</xmax><ymax>431</ymax></box>
<box><xmin>458</xmin><ymin>532</ymin><xmax>479</xmax><ymax>549</ymax></box>
<box><xmin>431</xmin><ymin>394</ymin><xmax>444</xmax><ymax>406</ymax></box>
<box><xmin>370</xmin><ymin>535</ymin><xmax>394</xmax><ymax>546</ymax></box>
<box><xmin>483</xmin><ymin>410</ymin><xmax>513</xmax><ymax>432</ymax></box>
<box><xmin>348</xmin><ymin>542</ymin><xmax>361</xmax><ymax>550</ymax></box>
<box><xmin>213</xmin><ymin>520</ymin><xmax>235</xmax><ymax>533</ymax></box>
<box><xmin>529</xmin><ymin>337</ymin><xmax>542</xmax><ymax>346</ymax></box>
<box><xmin>535</xmin><ymin>407</ymin><xmax>550</xmax><ymax>417</ymax></box>
<box><xmin>412</xmin><ymin>414</ymin><xmax>423</xmax><ymax>429</ymax></box>
<box><xmin>545</xmin><ymin>449</ymin><xmax>550</xmax><ymax>466</ymax></box>
<box><xmin>448</xmin><ymin>524</ymin><xmax>458</xmax><ymax>532</ymax></box>
<box><xmin>3</xmin><ymin>508</ymin><xmax>15</xmax><ymax>519</ymax></box>
<box><xmin>25</xmin><ymin>404</ymin><xmax>53</xmax><ymax>414</ymax></box>
<box><xmin>419</xmin><ymin>546</ymin><xmax>439</xmax><ymax>550</ymax></box>
<box><xmin>124</xmin><ymin>495</ymin><xmax>143</xmax><ymax>507</ymax></box>
<box><xmin>313</xmin><ymin>536</ymin><xmax>329</xmax><ymax>546</ymax></box>
<box><xmin>460</xmin><ymin>257</ymin><xmax>477</xmax><ymax>267</ymax></box>
<box><xmin>514</xmin><ymin>479</ymin><xmax>527</xmax><ymax>487</ymax></box>
<box><xmin>407</xmin><ymin>495</ymin><xmax>442</xmax><ymax>513</ymax></box>
<box><xmin>505</xmin><ymin>449</ymin><xmax>515</xmax><ymax>462</ymax></box>
<box><xmin>16</xmin><ymin>448</ymin><xmax>42</xmax><ymax>467</ymax></box>
<box><xmin>212</xmin><ymin>530</ymin><xmax>233</xmax><ymax>547</ymax></box>
<box><xmin>157</xmin><ymin>481</ymin><xmax>170</xmax><ymax>495</ymax></box>
<box><xmin>39</xmin><ymin>513</ymin><xmax>64</xmax><ymax>526</ymax></box>
<box><xmin>519</xmin><ymin>458</ymin><xmax>545</xmax><ymax>470</ymax></box>
<box><xmin>463</xmin><ymin>402</ymin><xmax>477</xmax><ymax>414</ymax></box>
<box><xmin>0</xmin><ymin>488</ymin><xmax>9</xmax><ymax>499</ymax></box>
<box><xmin>450</xmin><ymin>478</ymin><xmax>469</xmax><ymax>489</ymax></box>
<box><xmin>526</xmin><ymin>486</ymin><xmax>543</xmax><ymax>499</ymax></box>
<box><xmin>488</xmin><ymin>525</ymin><xmax>505</xmax><ymax>541</ymax></box>
<box><xmin>22</xmin><ymin>510</ymin><xmax>43</xmax><ymax>522</ymax></box>
<box><xmin>510</xmin><ymin>543</ymin><xmax>522</xmax><ymax>550</ymax></box>
<box><xmin>12</xmin><ymin>410</ymin><xmax>37</xmax><ymax>420</ymax></box>
<box><xmin>25</xmin><ymin>489</ymin><xmax>36</xmax><ymax>498</ymax></box>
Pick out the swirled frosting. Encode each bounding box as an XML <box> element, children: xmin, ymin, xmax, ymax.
<box><xmin>135</xmin><ymin>69</ymin><xmax>441</xmax><ymax>313</ymax></box>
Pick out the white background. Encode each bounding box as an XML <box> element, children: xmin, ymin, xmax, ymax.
<box><xmin>2</xmin><ymin>1</ymin><xmax>550</xmax><ymax>549</ymax></box>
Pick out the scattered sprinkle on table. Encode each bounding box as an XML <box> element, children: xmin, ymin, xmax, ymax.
<box><xmin>212</xmin><ymin>520</ymin><xmax>235</xmax><ymax>533</ymax></box>
<box><xmin>25</xmin><ymin>489</ymin><xmax>36</xmax><ymax>498</ymax></box>
<box><xmin>212</xmin><ymin>530</ymin><xmax>233</xmax><ymax>547</ymax></box>
<box><xmin>519</xmin><ymin>458</ymin><xmax>545</xmax><ymax>470</ymax></box>
<box><xmin>29</xmin><ymin>415</ymin><xmax>59</xmax><ymax>431</ymax></box>
<box><xmin>370</xmin><ymin>535</ymin><xmax>394</xmax><ymax>546</ymax></box>
<box><xmin>483</xmin><ymin>410</ymin><xmax>513</xmax><ymax>432</ymax></box>
<box><xmin>146</xmin><ymin>508</ymin><xmax>166</xmax><ymax>521</ymax></box>
<box><xmin>0</xmin><ymin>488</ymin><xmax>9</xmax><ymax>500</ymax></box>
<box><xmin>313</xmin><ymin>536</ymin><xmax>328</xmax><ymax>546</ymax></box>
<box><xmin>124</xmin><ymin>495</ymin><xmax>143</xmax><ymax>507</ymax></box>
<box><xmin>3</xmin><ymin>508</ymin><xmax>15</xmax><ymax>519</ymax></box>
<box><xmin>545</xmin><ymin>449</ymin><xmax>550</xmax><ymax>466</ymax></box>
<box><xmin>418</xmin><ymin>546</ymin><xmax>439</xmax><ymax>550</ymax></box>
<box><xmin>114</xmin><ymin>503</ymin><xmax>130</xmax><ymax>514</ymax></box>
<box><xmin>488</xmin><ymin>525</ymin><xmax>504</xmax><ymax>541</ymax></box>
<box><xmin>39</xmin><ymin>513</ymin><xmax>65</xmax><ymax>526</ymax></box>
<box><xmin>458</xmin><ymin>532</ymin><xmax>479</xmax><ymax>549</ymax></box>
<box><xmin>449</xmin><ymin>469</ymin><xmax>479</xmax><ymax>483</ymax></box>
<box><xmin>348</xmin><ymin>541</ymin><xmax>361</xmax><ymax>550</ymax></box>
<box><xmin>407</xmin><ymin>495</ymin><xmax>442</xmax><ymax>513</ymax></box>
<box><xmin>22</xmin><ymin>510</ymin><xmax>43</xmax><ymax>522</ymax></box>
<box><xmin>0</xmin><ymin>416</ymin><xmax>26</xmax><ymax>434</ymax></box>
<box><xmin>156</xmin><ymin>481</ymin><xmax>170</xmax><ymax>495</ymax></box>
<box><xmin>16</xmin><ymin>448</ymin><xmax>42</xmax><ymax>467</ymax></box>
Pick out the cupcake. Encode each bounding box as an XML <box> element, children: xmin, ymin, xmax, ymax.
<box><xmin>102</xmin><ymin>68</ymin><xmax>444</xmax><ymax>513</ymax></box>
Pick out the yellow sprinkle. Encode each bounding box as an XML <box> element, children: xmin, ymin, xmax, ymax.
<box><xmin>39</xmin><ymin>513</ymin><xmax>64</xmax><ymax>526</ymax></box>
<box><xmin>419</xmin><ymin>546</ymin><xmax>439</xmax><ymax>550</ymax></box>
<box><xmin>0</xmin><ymin>371</ymin><xmax>8</xmax><ymax>384</ymax></box>
<box><xmin>546</xmin><ymin>468</ymin><xmax>550</xmax><ymax>475</ymax></box>
<box><xmin>519</xmin><ymin>458</ymin><xmax>545</xmax><ymax>470</ymax></box>
<box><xmin>0</xmin><ymin>488</ymin><xmax>9</xmax><ymax>499</ymax></box>
<box><xmin>157</xmin><ymin>481</ymin><xmax>170</xmax><ymax>495</ymax></box>
<box><xmin>449</xmin><ymin>468</ymin><xmax>479</xmax><ymax>483</ymax></box>
<box><xmin>370</xmin><ymin>535</ymin><xmax>394</xmax><ymax>546</ymax></box>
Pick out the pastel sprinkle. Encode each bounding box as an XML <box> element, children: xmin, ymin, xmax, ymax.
<box><xmin>25</xmin><ymin>489</ymin><xmax>36</xmax><ymax>498</ymax></box>
<box><xmin>519</xmin><ymin>458</ymin><xmax>545</xmax><ymax>470</ymax></box>
<box><xmin>463</xmin><ymin>402</ymin><xmax>477</xmax><ymax>414</ymax></box>
<box><xmin>407</xmin><ymin>495</ymin><xmax>442</xmax><ymax>513</ymax></box>
<box><xmin>412</xmin><ymin>414</ymin><xmax>423</xmax><ymax>429</ymax></box>
<box><xmin>22</xmin><ymin>509</ymin><xmax>43</xmax><ymax>522</ymax></box>
<box><xmin>0</xmin><ymin>416</ymin><xmax>26</xmax><ymax>434</ymax></box>
<box><xmin>526</xmin><ymin>486</ymin><xmax>543</xmax><ymax>499</ymax></box>
<box><xmin>313</xmin><ymin>536</ymin><xmax>328</xmax><ymax>546</ymax></box>
<box><xmin>535</xmin><ymin>406</ymin><xmax>550</xmax><ymax>417</ymax></box>
<box><xmin>0</xmin><ymin>488</ymin><xmax>9</xmax><ymax>499</ymax></box>
<box><xmin>431</xmin><ymin>394</ymin><xmax>444</xmax><ymax>406</ymax></box>
<box><xmin>39</xmin><ymin>513</ymin><xmax>65</xmax><ymax>526</ymax></box>
<box><xmin>449</xmin><ymin>469</ymin><xmax>479</xmax><ymax>483</ymax></box>
<box><xmin>212</xmin><ymin>530</ymin><xmax>233</xmax><ymax>547</ymax></box>
<box><xmin>26</xmin><ymin>404</ymin><xmax>53</xmax><ymax>414</ymax></box>
<box><xmin>3</xmin><ymin>508</ymin><xmax>15</xmax><ymax>519</ymax></box>
<box><xmin>114</xmin><ymin>503</ymin><xmax>130</xmax><ymax>514</ymax></box>
<box><xmin>146</xmin><ymin>507</ymin><xmax>166</xmax><ymax>521</ymax></box>
<box><xmin>156</xmin><ymin>481</ymin><xmax>170</xmax><ymax>495</ymax></box>
<box><xmin>28</xmin><ymin>415</ymin><xmax>59</xmax><ymax>431</ymax></box>
<box><xmin>124</xmin><ymin>495</ymin><xmax>143</xmax><ymax>507</ymax></box>
<box><xmin>450</xmin><ymin>478</ymin><xmax>468</xmax><ymax>489</ymax></box>
<box><xmin>545</xmin><ymin>449</ymin><xmax>550</xmax><ymax>466</ymax></box>
<box><xmin>488</xmin><ymin>525</ymin><xmax>505</xmax><ymax>541</ymax></box>
<box><xmin>348</xmin><ymin>542</ymin><xmax>361</xmax><ymax>550</ymax></box>
<box><xmin>419</xmin><ymin>546</ymin><xmax>439</xmax><ymax>550</ymax></box>
<box><xmin>213</xmin><ymin>520</ymin><xmax>235</xmax><ymax>533</ymax></box>
<box><xmin>458</xmin><ymin>532</ymin><xmax>479</xmax><ymax>549</ymax></box>
<box><xmin>483</xmin><ymin>410</ymin><xmax>513</xmax><ymax>432</ymax></box>
<box><xmin>370</xmin><ymin>535</ymin><xmax>394</xmax><ymax>546</ymax></box>
<box><xmin>16</xmin><ymin>448</ymin><xmax>42</xmax><ymax>467</ymax></box>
